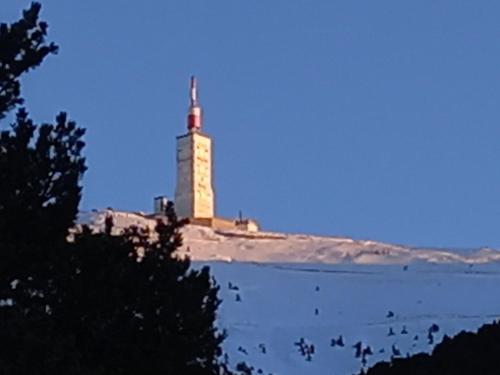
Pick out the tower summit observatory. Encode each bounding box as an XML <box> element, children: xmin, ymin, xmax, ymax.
<box><xmin>174</xmin><ymin>76</ymin><xmax>215</xmax><ymax>219</ymax></box>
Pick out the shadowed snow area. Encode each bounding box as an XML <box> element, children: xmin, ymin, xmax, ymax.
<box><xmin>79</xmin><ymin>211</ymin><xmax>500</xmax><ymax>374</ymax></box>
<box><xmin>211</xmin><ymin>261</ymin><xmax>500</xmax><ymax>375</ymax></box>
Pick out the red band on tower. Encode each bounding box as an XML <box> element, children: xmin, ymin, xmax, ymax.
<box><xmin>187</xmin><ymin>76</ymin><xmax>202</xmax><ymax>131</ymax></box>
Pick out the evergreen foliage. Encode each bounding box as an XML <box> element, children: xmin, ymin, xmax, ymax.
<box><xmin>0</xmin><ymin>2</ymin><xmax>57</xmax><ymax>118</ymax></box>
<box><xmin>0</xmin><ymin>4</ymin><xmax>235</xmax><ymax>374</ymax></box>
<box><xmin>361</xmin><ymin>321</ymin><xmax>500</xmax><ymax>375</ymax></box>
<box><xmin>51</xmin><ymin>205</ymin><xmax>227</xmax><ymax>375</ymax></box>
<box><xmin>0</xmin><ymin>109</ymin><xmax>86</xmax><ymax>249</ymax></box>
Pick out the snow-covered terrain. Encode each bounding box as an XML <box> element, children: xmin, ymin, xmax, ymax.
<box><xmin>79</xmin><ymin>210</ymin><xmax>500</xmax><ymax>265</ymax></box>
<box><xmin>79</xmin><ymin>210</ymin><xmax>500</xmax><ymax>374</ymax></box>
<box><xmin>212</xmin><ymin>261</ymin><xmax>500</xmax><ymax>375</ymax></box>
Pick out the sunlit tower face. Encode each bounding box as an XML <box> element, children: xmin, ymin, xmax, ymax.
<box><xmin>174</xmin><ymin>77</ymin><xmax>215</xmax><ymax>219</ymax></box>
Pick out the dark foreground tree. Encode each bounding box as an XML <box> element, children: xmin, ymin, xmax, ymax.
<box><xmin>0</xmin><ymin>107</ymin><xmax>87</xmax><ymax>374</ymax></box>
<box><xmin>0</xmin><ymin>2</ymin><xmax>81</xmax><ymax>253</ymax></box>
<box><xmin>1</xmin><ymin>205</ymin><xmax>231</xmax><ymax>374</ymax></box>
<box><xmin>361</xmin><ymin>321</ymin><xmax>500</xmax><ymax>375</ymax></box>
<box><xmin>0</xmin><ymin>2</ymin><xmax>57</xmax><ymax>118</ymax></box>
<box><xmin>0</xmin><ymin>4</ymin><xmax>235</xmax><ymax>374</ymax></box>
<box><xmin>0</xmin><ymin>109</ymin><xmax>86</xmax><ymax>249</ymax></box>
<box><xmin>60</xmin><ymin>206</ymin><xmax>227</xmax><ymax>375</ymax></box>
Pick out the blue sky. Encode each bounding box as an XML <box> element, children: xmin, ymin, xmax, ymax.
<box><xmin>2</xmin><ymin>1</ymin><xmax>500</xmax><ymax>248</ymax></box>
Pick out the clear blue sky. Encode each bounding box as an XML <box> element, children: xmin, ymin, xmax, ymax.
<box><xmin>2</xmin><ymin>1</ymin><xmax>500</xmax><ymax>248</ymax></box>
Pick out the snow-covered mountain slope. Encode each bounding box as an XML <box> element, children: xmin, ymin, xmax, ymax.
<box><xmin>211</xmin><ymin>261</ymin><xmax>500</xmax><ymax>375</ymax></box>
<box><xmin>79</xmin><ymin>210</ymin><xmax>500</xmax><ymax>265</ymax></box>
<box><xmin>181</xmin><ymin>225</ymin><xmax>500</xmax><ymax>264</ymax></box>
<box><xmin>79</xmin><ymin>210</ymin><xmax>500</xmax><ymax>374</ymax></box>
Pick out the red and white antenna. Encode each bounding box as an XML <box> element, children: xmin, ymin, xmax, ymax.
<box><xmin>187</xmin><ymin>76</ymin><xmax>202</xmax><ymax>131</ymax></box>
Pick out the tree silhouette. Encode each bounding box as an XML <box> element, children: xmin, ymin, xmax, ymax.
<box><xmin>361</xmin><ymin>321</ymin><xmax>500</xmax><ymax>375</ymax></box>
<box><xmin>51</xmin><ymin>205</ymin><xmax>229</xmax><ymax>375</ymax></box>
<box><xmin>0</xmin><ymin>2</ymin><xmax>57</xmax><ymax>118</ymax></box>
<box><xmin>0</xmin><ymin>4</ymin><xmax>234</xmax><ymax>374</ymax></box>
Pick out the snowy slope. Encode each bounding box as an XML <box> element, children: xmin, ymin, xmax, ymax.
<box><xmin>79</xmin><ymin>210</ymin><xmax>500</xmax><ymax>265</ymax></box>
<box><xmin>78</xmin><ymin>210</ymin><xmax>500</xmax><ymax>374</ymax></box>
<box><xmin>211</xmin><ymin>261</ymin><xmax>500</xmax><ymax>375</ymax></box>
<box><xmin>181</xmin><ymin>225</ymin><xmax>500</xmax><ymax>264</ymax></box>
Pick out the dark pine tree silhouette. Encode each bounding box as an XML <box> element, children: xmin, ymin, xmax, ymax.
<box><xmin>0</xmin><ymin>2</ymin><xmax>57</xmax><ymax>118</ymax></box>
<box><xmin>55</xmin><ymin>204</ymin><xmax>230</xmax><ymax>375</ymax></box>
<box><xmin>360</xmin><ymin>321</ymin><xmax>500</xmax><ymax>375</ymax></box>
<box><xmin>0</xmin><ymin>6</ymin><xmax>86</xmax><ymax>374</ymax></box>
<box><xmin>0</xmin><ymin>4</ymin><xmax>237</xmax><ymax>375</ymax></box>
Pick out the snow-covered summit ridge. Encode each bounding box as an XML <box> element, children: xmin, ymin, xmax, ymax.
<box><xmin>78</xmin><ymin>210</ymin><xmax>500</xmax><ymax>265</ymax></box>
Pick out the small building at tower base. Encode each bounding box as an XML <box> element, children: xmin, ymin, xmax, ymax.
<box><xmin>153</xmin><ymin>195</ymin><xmax>259</xmax><ymax>232</ymax></box>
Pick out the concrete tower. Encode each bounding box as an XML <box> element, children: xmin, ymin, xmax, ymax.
<box><xmin>174</xmin><ymin>76</ymin><xmax>215</xmax><ymax>219</ymax></box>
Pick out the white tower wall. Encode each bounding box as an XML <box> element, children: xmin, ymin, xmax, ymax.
<box><xmin>174</xmin><ymin>77</ymin><xmax>215</xmax><ymax>219</ymax></box>
<box><xmin>174</xmin><ymin>132</ymin><xmax>215</xmax><ymax>219</ymax></box>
